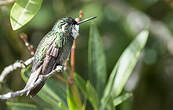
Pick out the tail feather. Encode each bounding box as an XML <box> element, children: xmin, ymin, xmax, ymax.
<box><xmin>25</xmin><ymin>48</ymin><xmax>58</xmax><ymax>96</ymax></box>
<box><xmin>28</xmin><ymin>80</ymin><xmax>46</xmax><ymax>96</ymax></box>
<box><xmin>24</xmin><ymin>66</ymin><xmax>42</xmax><ymax>96</ymax></box>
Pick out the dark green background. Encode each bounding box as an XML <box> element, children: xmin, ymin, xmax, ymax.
<box><xmin>0</xmin><ymin>0</ymin><xmax>173</xmax><ymax>110</ymax></box>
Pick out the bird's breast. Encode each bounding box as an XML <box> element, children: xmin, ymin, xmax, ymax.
<box><xmin>57</xmin><ymin>36</ymin><xmax>74</xmax><ymax>65</ymax></box>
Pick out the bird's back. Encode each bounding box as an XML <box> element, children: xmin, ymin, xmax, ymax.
<box><xmin>25</xmin><ymin>30</ymin><xmax>74</xmax><ymax>96</ymax></box>
<box><xmin>25</xmin><ymin>31</ymin><xmax>59</xmax><ymax>96</ymax></box>
<box><xmin>31</xmin><ymin>31</ymin><xmax>58</xmax><ymax>72</ymax></box>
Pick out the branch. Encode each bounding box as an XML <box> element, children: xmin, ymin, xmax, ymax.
<box><xmin>0</xmin><ymin>57</ymin><xmax>34</xmax><ymax>83</ymax></box>
<box><xmin>0</xmin><ymin>11</ymin><xmax>82</xmax><ymax>100</ymax></box>
<box><xmin>0</xmin><ymin>0</ymin><xmax>15</xmax><ymax>6</ymax></box>
<box><xmin>20</xmin><ymin>33</ymin><xmax>35</xmax><ymax>56</ymax></box>
<box><xmin>0</xmin><ymin>65</ymin><xmax>63</xmax><ymax>99</ymax></box>
<box><xmin>70</xmin><ymin>40</ymin><xmax>76</xmax><ymax>74</ymax></box>
<box><xmin>0</xmin><ymin>33</ymin><xmax>35</xmax><ymax>83</ymax></box>
<box><xmin>70</xmin><ymin>10</ymin><xmax>83</xmax><ymax>75</ymax></box>
<box><xmin>65</xmin><ymin>11</ymin><xmax>83</xmax><ymax>109</ymax></box>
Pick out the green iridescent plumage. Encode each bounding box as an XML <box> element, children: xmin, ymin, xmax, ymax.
<box><xmin>25</xmin><ymin>16</ymin><xmax>96</xmax><ymax>96</ymax></box>
<box><xmin>32</xmin><ymin>17</ymin><xmax>77</xmax><ymax>72</ymax></box>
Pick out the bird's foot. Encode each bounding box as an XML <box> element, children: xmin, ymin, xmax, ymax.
<box><xmin>17</xmin><ymin>60</ymin><xmax>27</xmax><ymax>68</ymax></box>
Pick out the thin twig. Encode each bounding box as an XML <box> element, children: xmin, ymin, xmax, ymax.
<box><xmin>70</xmin><ymin>10</ymin><xmax>83</xmax><ymax>76</ymax></box>
<box><xmin>0</xmin><ymin>65</ymin><xmax>63</xmax><ymax>99</ymax></box>
<box><xmin>0</xmin><ymin>0</ymin><xmax>15</xmax><ymax>6</ymax></box>
<box><xmin>20</xmin><ymin>33</ymin><xmax>35</xmax><ymax>56</ymax></box>
<box><xmin>71</xmin><ymin>40</ymin><xmax>76</xmax><ymax>74</ymax></box>
<box><xmin>0</xmin><ymin>57</ymin><xmax>34</xmax><ymax>83</ymax></box>
<box><xmin>69</xmin><ymin>11</ymin><xmax>83</xmax><ymax>107</ymax></box>
<box><xmin>79</xmin><ymin>10</ymin><xmax>83</xmax><ymax>19</ymax></box>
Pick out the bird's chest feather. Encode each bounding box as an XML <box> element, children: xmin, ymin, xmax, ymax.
<box><xmin>57</xmin><ymin>36</ymin><xmax>74</xmax><ymax>65</ymax></box>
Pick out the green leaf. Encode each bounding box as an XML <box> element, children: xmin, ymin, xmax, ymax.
<box><xmin>10</xmin><ymin>0</ymin><xmax>43</xmax><ymax>30</ymax></box>
<box><xmin>82</xmin><ymin>98</ymin><xmax>87</xmax><ymax>110</ymax></box>
<box><xmin>111</xmin><ymin>30</ymin><xmax>148</xmax><ymax>97</ymax></box>
<box><xmin>74</xmin><ymin>73</ymin><xmax>87</xmax><ymax>95</ymax></box>
<box><xmin>21</xmin><ymin>66</ymin><xmax>68</xmax><ymax>110</ymax></box>
<box><xmin>37</xmin><ymin>79</ymin><xmax>67</xmax><ymax>110</ymax></box>
<box><xmin>101</xmin><ymin>30</ymin><xmax>149</xmax><ymax>109</ymax></box>
<box><xmin>21</xmin><ymin>65</ymin><xmax>31</xmax><ymax>82</ymax></box>
<box><xmin>88</xmin><ymin>23</ymin><xmax>107</xmax><ymax>99</ymax></box>
<box><xmin>113</xmin><ymin>92</ymin><xmax>132</xmax><ymax>106</ymax></box>
<box><xmin>86</xmin><ymin>81</ymin><xmax>99</xmax><ymax>110</ymax></box>
<box><xmin>74</xmin><ymin>74</ymin><xmax>99</xmax><ymax>110</ymax></box>
<box><xmin>7</xmin><ymin>102</ymin><xmax>39</xmax><ymax>110</ymax></box>
<box><xmin>67</xmin><ymin>87</ymin><xmax>77</xmax><ymax>110</ymax></box>
<box><xmin>67</xmin><ymin>85</ymin><xmax>82</xmax><ymax>110</ymax></box>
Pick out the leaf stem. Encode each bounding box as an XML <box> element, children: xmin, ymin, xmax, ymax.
<box><xmin>68</xmin><ymin>10</ymin><xmax>84</xmax><ymax>110</ymax></box>
<box><xmin>71</xmin><ymin>40</ymin><xmax>76</xmax><ymax>75</ymax></box>
<box><xmin>70</xmin><ymin>10</ymin><xmax>83</xmax><ymax>80</ymax></box>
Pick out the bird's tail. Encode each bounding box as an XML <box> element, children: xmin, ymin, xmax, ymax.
<box><xmin>28</xmin><ymin>80</ymin><xmax>46</xmax><ymax>96</ymax></box>
<box><xmin>24</xmin><ymin>66</ymin><xmax>42</xmax><ymax>96</ymax></box>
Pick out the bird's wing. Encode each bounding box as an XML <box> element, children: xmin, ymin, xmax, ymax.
<box><xmin>32</xmin><ymin>31</ymin><xmax>62</xmax><ymax>72</ymax></box>
<box><xmin>25</xmin><ymin>31</ymin><xmax>62</xmax><ymax>91</ymax></box>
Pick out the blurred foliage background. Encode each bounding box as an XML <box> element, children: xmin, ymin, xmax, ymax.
<box><xmin>0</xmin><ymin>0</ymin><xmax>173</xmax><ymax>110</ymax></box>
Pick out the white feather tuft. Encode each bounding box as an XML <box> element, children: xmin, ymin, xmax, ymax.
<box><xmin>72</xmin><ymin>25</ymin><xmax>79</xmax><ymax>39</ymax></box>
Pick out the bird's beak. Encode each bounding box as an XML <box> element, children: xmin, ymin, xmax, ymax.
<box><xmin>77</xmin><ymin>16</ymin><xmax>97</xmax><ymax>25</ymax></box>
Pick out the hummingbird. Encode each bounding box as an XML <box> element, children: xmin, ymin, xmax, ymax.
<box><xmin>24</xmin><ymin>16</ymin><xmax>96</xmax><ymax>96</ymax></box>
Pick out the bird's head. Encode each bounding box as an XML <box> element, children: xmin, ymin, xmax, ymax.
<box><xmin>52</xmin><ymin>16</ymin><xmax>96</xmax><ymax>39</ymax></box>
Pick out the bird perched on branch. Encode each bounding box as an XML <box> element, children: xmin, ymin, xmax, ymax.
<box><xmin>24</xmin><ymin>16</ymin><xmax>96</xmax><ymax>96</ymax></box>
